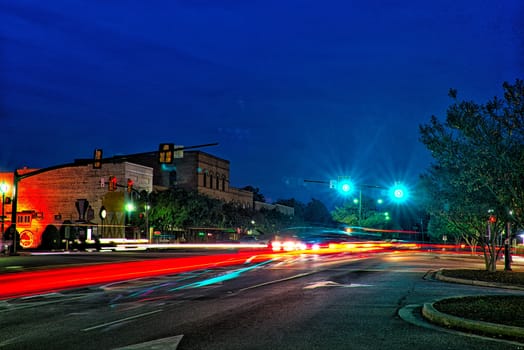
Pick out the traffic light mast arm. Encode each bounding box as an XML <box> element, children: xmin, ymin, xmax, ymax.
<box><xmin>304</xmin><ymin>179</ymin><xmax>330</xmax><ymax>184</ymax></box>
<box><xmin>77</xmin><ymin>142</ymin><xmax>219</xmax><ymax>166</ymax></box>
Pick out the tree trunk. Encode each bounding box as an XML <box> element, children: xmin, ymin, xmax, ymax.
<box><xmin>482</xmin><ymin>244</ymin><xmax>498</xmax><ymax>272</ymax></box>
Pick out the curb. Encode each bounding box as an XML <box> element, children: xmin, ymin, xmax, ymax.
<box><xmin>422</xmin><ymin>300</ymin><xmax>524</xmax><ymax>341</ymax></box>
<box><xmin>435</xmin><ymin>269</ymin><xmax>524</xmax><ymax>291</ymax></box>
<box><xmin>424</xmin><ymin>269</ymin><xmax>524</xmax><ymax>342</ymax></box>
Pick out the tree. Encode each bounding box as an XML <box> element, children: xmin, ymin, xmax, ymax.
<box><xmin>331</xmin><ymin>193</ymin><xmax>392</xmax><ymax>230</ymax></box>
<box><xmin>242</xmin><ymin>185</ymin><xmax>265</xmax><ymax>202</ymax></box>
<box><xmin>419</xmin><ymin>79</ymin><xmax>524</xmax><ymax>271</ymax></box>
<box><xmin>304</xmin><ymin>198</ymin><xmax>334</xmax><ymax>225</ymax></box>
<box><xmin>147</xmin><ymin>188</ymin><xmax>334</xmax><ymax>241</ymax></box>
<box><xmin>148</xmin><ymin>188</ymin><xmax>223</xmax><ymax>233</ymax></box>
<box><xmin>275</xmin><ymin>198</ymin><xmax>306</xmax><ymax>224</ymax></box>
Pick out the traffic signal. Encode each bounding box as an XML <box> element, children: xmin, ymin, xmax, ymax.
<box><xmin>389</xmin><ymin>182</ymin><xmax>408</xmax><ymax>203</ymax></box>
<box><xmin>158</xmin><ymin>143</ymin><xmax>174</xmax><ymax>164</ymax></box>
<box><xmin>127</xmin><ymin>178</ymin><xmax>134</xmax><ymax>193</ymax></box>
<box><xmin>337</xmin><ymin>177</ymin><xmax>353</xmax><ymax>195</ymax></box>
<box><xmin>108</xmin><ymin>176</ymin><xmax>117</xmax><ymax>191</ymax></box>
<box><xmin>489</xmin><ymin>215</ymin><xmax>497</xmax><ymax>223</ymax></box>
<box><xmin>93</xmin><ymin>149</ymin><xmax>103</xmax><ymax>169</ymax></box>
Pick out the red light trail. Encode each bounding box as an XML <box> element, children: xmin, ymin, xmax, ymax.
<box><xmin>0</xmin><ymin>251</ymin><xmax>275</xmax><ymax>300</ymax></box>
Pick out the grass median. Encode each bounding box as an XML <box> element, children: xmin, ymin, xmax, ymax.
<box><xmin>436</xmin><ymin>269</ymin><xmax>524</xmax><ymax>328</ymax></box>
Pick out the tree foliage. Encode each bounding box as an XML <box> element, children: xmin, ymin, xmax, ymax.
<box><xmin>146</xmin><ymin>188</ymin><xmax>332</xmax><ymax>238</ymax></box>
<box><xmin>242</xmin><ymin>185</ymin><xmax>265</xmax><ymax>202</ymax></box>
<box><xmin>419</xmin><ymin>79</ymin><xmax>524</xmax><ymax>271</ymax></box>
<box><xmin>331</xmin><ymin>193</ymin><xmax>393</xmax><ymax>230</ymax></box>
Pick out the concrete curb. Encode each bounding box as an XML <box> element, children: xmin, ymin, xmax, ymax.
<box><xmin>423</xmin><ymin>269</ymin><xmax>524</xmax><ymax>342</ymax></box>
<box><xmin>422</xmin><ymin>300</ymin><xmax>524</xmax><ymax>341</ymax></box>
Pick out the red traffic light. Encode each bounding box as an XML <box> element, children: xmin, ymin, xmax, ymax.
<box><xmin>127</xmin><ymin>178</ymin><xmax>134</xmax><ymax>193</ymax></box>
<box><xmin>489</xmin><ymin>215</ymin><xmax>497</xmax><ymax>223</ymax></box>
<box><xmin>108</xmin><ymin>176</ymin><xmax>117</xmax><ymax>191</ymax></box>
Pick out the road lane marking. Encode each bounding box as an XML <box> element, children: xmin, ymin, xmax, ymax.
<box><xmin>112</xmin><ymin>335</ymin><xmax>184</xmax><ymax>350</ymax></box>
<box><xmin>236</xmin><ymin>271</ymin><xmax>317</xmax><ymax>293</ymax></box>
<box><xmin>82</xmin><ymin>309</ymin><xmax>163</xmax><ymax>331</ymax></box>
<box><xmin>304</xmin><ymin>280</ymin><xmax>372</xmax><ymax>289</ymax></box>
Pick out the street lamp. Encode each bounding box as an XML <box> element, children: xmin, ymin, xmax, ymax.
<box><xmin>99</xmin><ymin>206</ymin><xmax>107</xmax><ymax>238</ymax></box>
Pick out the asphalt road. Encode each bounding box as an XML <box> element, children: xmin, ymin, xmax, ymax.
<box><xmin>1</xmin><ymin>252</ymin><xmax>523</xmax><ymax>349</ymax></box>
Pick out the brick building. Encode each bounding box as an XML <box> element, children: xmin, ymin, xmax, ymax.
<box><xmin>0</xmin><ymin>150</ymin><xmax>258</xmax><ymax>250</ymax></box>
<box><xmin>0</xmin><ymin>162</ymin><xmax>153</xmax><ymax>249</ymax></box>
<box><xmin>127</xmin><ymin>151</ymin><xmax>253</xmax><ymax>208</ymax></box>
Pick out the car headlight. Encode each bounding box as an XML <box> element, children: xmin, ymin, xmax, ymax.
<box><xmin>271</xmin><ymin>241</ymin><xmax>282</xmax><ymax>251</ymax></box>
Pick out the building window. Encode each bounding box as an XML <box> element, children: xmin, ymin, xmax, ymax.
<box><xmin>209</xmin><ymin>174</ymin><xmax>213</xmax><ymax>189</ymax></box>
<box><xmin>203</xmin><ymin>172</ymin><xmax>207</xmax><ymax>187</ymax></box>
<box><xmin>17</xmin><ymin>214</ymin><xmax>32</xmax><ymax>227</ymax></box>
<box><xmin>216</xmin><ymin>175</ymin><xmax>220</xmax><ymax>190</ymax></box>
<box><xmin>222</xmin><ymin>177</ymin><xmax>226</xmax><ymax>191</ymax></box>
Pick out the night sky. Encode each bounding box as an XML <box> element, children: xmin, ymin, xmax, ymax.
<box><xmin>1</xmin><ymin>1</ymin><xmax>523</xmax><ymax>207</ymax></box>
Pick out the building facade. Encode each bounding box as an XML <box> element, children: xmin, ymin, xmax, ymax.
<box><xmin>0</xmin><ymin>149</ymin><xmax>269</xmax><ymax>250</ymax></box>
<box><xmin>128</xmin><ymin>151</ymin><xmax>253</xmax><ymax>208</ymax></box>
<box><xmin>0</xmin><ymin>162</ymin><xmax>153</xmax><ymax>249</ymax></box>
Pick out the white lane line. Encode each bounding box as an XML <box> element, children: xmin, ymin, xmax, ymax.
<box><xmin>112</xmin><ymin>335</ymin><xmax>184</xmax><ymax>350</ymax></box>
<box><xmin>82</xmin><ymin>309</ymin><xmax>163</xmax><ymax>332</ymax></box>
<box><xmin>236</xmin><ymin>271</ymin><xmax>317</xmax><ymax>293</ymax></box>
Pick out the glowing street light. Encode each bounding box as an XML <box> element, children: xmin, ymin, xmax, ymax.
<box><xmin>125</xmin><ymin>202</ymin><xmax>136</xmax><ymax>212</ymax></box>
<box><xmin>99</xmin><ymin>206</ymin><xmax>107</xmax><ymax>238</ymax></box>
<box><xmin>389</xmin><ymin>182</ymin><xmax>408</xmax><ymax>204</ymax></box>
<box><xmin>338</xmin><ymin>178</ymin><xmax>354</xmax><ymax>195</ymax></box>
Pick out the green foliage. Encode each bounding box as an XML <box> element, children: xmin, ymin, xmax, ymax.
<box><xmin>242</xmin><ymin>185</ymin><xmax>265</xmax><ymax>202</ymax></box>
<box><xmin>331</xmin><ymin>194</ymin><xmax>392</xmax><ymax>229</ymax></box>
<box><xmin>304</xmin><ymin>198</ymin><xmax>334</xmax><ymax>225</ymax></box>
<box><xmin>419</xmin><ymin>79</ymin><xmax>524</xmax><ymax>271</ymax></box>
<box><xmin>146</xmin><ymin>187</ymin><xmax>330</xmax><ymax>237</ymax></box>
<box><xmin>331</xmin><ymin>204</ymin><xmax>359</xmax><ymax>226</ymax></box>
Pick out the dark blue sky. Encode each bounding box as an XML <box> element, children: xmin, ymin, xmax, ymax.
<box><xmin>1</xmin><ymin>0</ymin><xmax>523</xmax><ymax>206</ymax></box>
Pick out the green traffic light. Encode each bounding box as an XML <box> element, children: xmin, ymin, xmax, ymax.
<box><xmin>125</xmin><ymin>203</ymin><xmax>136</xmax><ymax>212</ymax></box>
<box><xmin>389</xmin><ymin>183</ymin><xmax>408</xmax><ymax>203</ymax></box>
<box><xmin>338</xmin><ymin>178</ymin><xmax>353</xmax><ymax>195</ymax></box>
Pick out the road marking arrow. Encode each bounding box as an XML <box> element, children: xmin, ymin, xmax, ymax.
<box><xmin>304</xmin><ymin>280</ymin><xmax>372</xmax><ymax>289</ymax></box>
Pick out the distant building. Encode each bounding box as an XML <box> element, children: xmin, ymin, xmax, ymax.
<box><xmin>254</xmin><ymin>201</ymin><xmax>294</xmax><ymax>216</ymax></box>
<box><xmin>127</xmin><ymin>151</ymin><xmax>253</xmax><ymax>209</ymax></box>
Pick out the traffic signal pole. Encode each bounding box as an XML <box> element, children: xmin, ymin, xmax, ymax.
<box><xmin>10</xmin><ymin>172</ymin><xmax>18</xmax><ymax>255</ymax></box>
